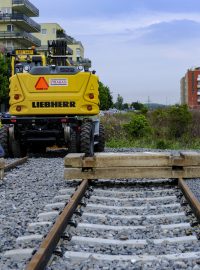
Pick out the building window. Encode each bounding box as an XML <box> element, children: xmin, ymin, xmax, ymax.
<box><xmin>7</xmin><ymin>24</ymin><xmax>14</xmax><ymax>32</ymax></box>
<box><xmin>1</xmin><ymin>7</ymin><xmax>11</xmax><ymax>14</ymax></box>
<box><xmin>41</xmin><ymin>29</ymin><xmax>47</xmax><ymax>34</ymax></box>
<box><xmin>6</xmin><ymin>40</ymin><xmax>13</xmax><ymax>48</ymax></box>
<box><xmin>52</xmin><ymin>28</ymin><xmax>56</xmax><ymax>34</ymax></box>
<box><xmin>192</xmin><ymin>73</ymin><xmax>195</xmax><ymax>93</ymax></box>
<box><xmin>76</xmin><ymin>48</ymin><xmax>81</xmax><ymax>57</ymax></box>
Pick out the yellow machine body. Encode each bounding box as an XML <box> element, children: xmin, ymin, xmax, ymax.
<box><xmin>9</xmin><ymin>68</ymin><xmax>99</xmax><ymax>116</ymax></box>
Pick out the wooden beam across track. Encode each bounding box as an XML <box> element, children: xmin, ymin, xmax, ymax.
<box><xmin>64</xmin><ymin>152</ymin><xmax>200</xmax><ymax>180</ymax></box>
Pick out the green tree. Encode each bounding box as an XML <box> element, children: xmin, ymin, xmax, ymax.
<box><xmin>98</xmin><ymin>81</ymin><xmax>113</xmax><ymax>110</ymax></box>
<box><xmin>131</xmin><ymin>101</ymin><xmax>145</xmax><ymax>110</ymax></box>
<box><xmin>115</xmin><ymin>94</ymin><xmax>123</xmax><ymax>110</ymax></box>
<box><xmin>122</xmin><ymin>103</ymin><xmax>129</xmax><ymax>110</ymax></box>
<box><xmin>0</xmin><ymin>53</ymin><xmax>10</xmax><ymax>103</ymax></box>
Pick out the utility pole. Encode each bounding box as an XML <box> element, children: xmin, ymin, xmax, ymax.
<box><xmin>147</xmin><ymin>96</ymin><xmax>150</xmax><ymax>109</ymax></box>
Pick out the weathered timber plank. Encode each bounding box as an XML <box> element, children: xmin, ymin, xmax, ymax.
<box><xmin>65</xmin><ymin>152</ymin><xmax>172</xmax><ymax>168</ymax></box>
<box><xmin>65</xmin><ymin>152</ymin><xmax>200</xmax><ymax>168</ymax></box>
<box><xmin>181</xmin><ymin>167</ymin><xmax>200</xmax><ymax>178</ymax></box>
<box><xmin>64</xmin><ymin>167</ymin><xmax>173</xmax><ymax>180</ymax></box>
<box><xmin>0</xmin><ymin>169</ymin><xmax>4</xmax><ymax>179</ymax></box>
<box><xmin>0</xmin><ymin>158</ymin><xmax>5</xmax><ymax>168</ymax></box>
<box><xmin>64</xmin><ymin>166</ymin><xmax>200</xmax><ymax>180</ymax></box>
<box><xmin>178</xmin><ymin>152</ymin><xmax>200</xmax><ymax>166</ymax></box>
<box><xmin>64</xmin><ymin>153</ymin><xmax>85</xmax><ymax>167</ymax></box>
<box><xmin>86</xmin><ymin>152</ymin><xmax>174</xmax><ymax>168</ymax></box>
<box><xmin>0</xmin><ymin>158</ymin><xmax>5</xmax><ymax>180</ymax></box>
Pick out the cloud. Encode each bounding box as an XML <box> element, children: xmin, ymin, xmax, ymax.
<box><xmin>32</xmin><ymin>0</ymin><xmax>200</xmax><ymax>19</ymax></box>
<box><xmin>55</xmin><ymin>12</ymin><xmax>200</xmax><ymax>39</ymax></box>
<box><xmin>128</xmin><ymin>19</ymin><xmax>200</xmax><ymax>45</ymax></box>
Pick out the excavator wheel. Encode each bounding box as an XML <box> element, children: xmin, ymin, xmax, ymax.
<box><xmin>80</xmin><ymin>122</ymin><xmax>94</xmax><ymax>156</ymax></box>
<box><xmin>0</xmin><ymin>126</ymin><xmax>9</xmax><ymax>157</ymax></box>
<box><xmin>68</xmin><ymin>130</ymin><xmax>80</xmax><ymax>153</ymax></box>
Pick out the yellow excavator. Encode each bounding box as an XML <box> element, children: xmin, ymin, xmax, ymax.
<box><xmin>1</xmin><ymin>40</ymin><xmax>105</xmax><ymax>157</ymax></box>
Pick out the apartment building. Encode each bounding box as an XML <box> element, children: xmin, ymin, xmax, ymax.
<box><xmin>0</xmin><ymin>0</ymin><xmax>41</xmax><ymax>52</ymax></box>
<box><xmin>33</xmin><ymin>23</ymin><xmax>86</xmax><ymax>64</ymax></box>
<box><xmin>180</xmin><ymin>67</ymin><xmax>200</xmax><ymax>110</ymax></box>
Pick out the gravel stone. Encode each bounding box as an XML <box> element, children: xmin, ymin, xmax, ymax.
<box><xmin>0</xmin><ymin>155</ymin><xmax>78</xmax><ymax>269</ymax></box>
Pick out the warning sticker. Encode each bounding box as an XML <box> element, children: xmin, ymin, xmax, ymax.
<box><xmin>50</xmin><ymin>79</ymin><xmax>68</xmax><ymax>86</ymax></box>
<box><xmin>35</xmin><ymin>77</ymin><xmax>49</xmax><ymax>90</ymax></box>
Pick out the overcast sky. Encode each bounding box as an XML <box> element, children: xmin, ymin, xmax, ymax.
<box><xmin>31</xmin><ymin>0</ymin><xmax>200</xmax><ymax>104</ymax></box>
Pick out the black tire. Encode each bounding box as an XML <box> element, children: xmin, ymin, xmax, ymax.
<box><xmin>95</xmin><ymin>123</ymin><xmax>105</xmax><ymax>152</ymax></box>
<box><xmin>0</xmin><ymin>126</ymin><xmax>9</xmax><ymax>157</ymax></box>
<box><xmin>80</xmin><ymin>122</ymin><xmax>94</xmax><ymax>156</ymax></box>
<box><xmin>68</xmin><ymin>130</ymin><xmax>80</xmax><ymax>153</ymax></box>
<box><xmin>68</xmin><ymin>130</ymin><xmax>79</xmax><ymax>153</ymax></box>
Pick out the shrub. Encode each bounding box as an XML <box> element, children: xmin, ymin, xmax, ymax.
<box><xmin>167</xmin><ymin>105</ymin><xmax>192</xmax><ymax>138</ymax></box>
<box><xmin>149</xmin><ymin>105</ymin><xmax>192</xmax><ymax>140</ymax></box>
<box><xmin>123</xmin><ymin>114</ymin><xmax>152</xmax><ymax>138</ymax></box>
<box><xmin>155</xmin><ymin>139</ymin><xmax>170</xmax><ymax>149</ymax></box>
<box><xmin>187</xmin><ymin>110</ymin><xmax>200</xmax><ymax>138</ymax></box>
<box><xmin>149</xmin><ymin>108</ymin><xmax>169</xmax><ymax>138</ymax></box>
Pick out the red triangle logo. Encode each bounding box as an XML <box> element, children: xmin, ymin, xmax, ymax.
<box><xmin>35</xmin><ymin>77</ymin><xmax>49</xmax><ymax>90</ymax></box>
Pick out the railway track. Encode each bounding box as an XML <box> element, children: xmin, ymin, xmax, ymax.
<box><xmin>2</xmin><ymin>152</ymin><xmax>200</xmax><ymax>269</ymax></box>
<box><xmin>3</xmin><ymin>178</ymin><xmax>199</xmax><ymax>270</ymax></box>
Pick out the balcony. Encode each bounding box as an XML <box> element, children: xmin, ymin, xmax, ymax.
<box><xmin>12</xmin><ymin>0</ymin><xmax>39</xmax><ymax>17</ymax></box>
<box><xmin>0</xmin><ymin>31</ymin><xmax>41</xmax><ymax>47</ymax></box>
<box><xmin>0</xmin><ymin>13</ymin><xmax>40</xmax><ymax>32</ymax></box>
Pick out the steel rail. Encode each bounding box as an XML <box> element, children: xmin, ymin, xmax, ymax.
<box><xmin>25</xmin><ymin>179</ymin><xmax>89</xmax><ymax>270</ymax></box>
<box><xmin>178</xmin><ymin>178</ymin><xmax>200</xmax><ymax>220</ymax></box>
<box><xmin>4</xmin><ymin>156</ymin><xmax>28</xmax><ymax>172</ymax></box>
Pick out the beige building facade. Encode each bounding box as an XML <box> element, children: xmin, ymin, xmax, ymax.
<box><xmin>33</xmin><ymin>23</ymin><xmax>85</xmax><ymax>64</ymax></box>
<box><xmin>34</xmin><ymin>23</ymin><xmax>64</xmax><ymax>48</ymax></box>
<box><xmin>0</xmin><ymin>0</ymin><xmax>41</xmax><ymax>51</ymax></box>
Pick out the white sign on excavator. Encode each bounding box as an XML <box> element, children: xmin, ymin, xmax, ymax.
<box><xmin>49</xmin><ymin>79</ymin><xmax>68</xmax><ymax>86</ymax></box>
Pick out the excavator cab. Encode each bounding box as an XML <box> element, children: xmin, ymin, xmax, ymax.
<box><xmin>9</xmin><ymin>48</ymin><xmax>46</xmax><ymax>76</ymax></box>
